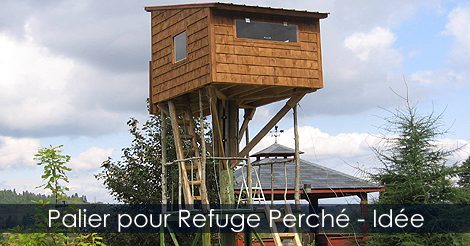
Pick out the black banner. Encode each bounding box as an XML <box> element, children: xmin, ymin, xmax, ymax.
<box><xmin>1</xmin><ymin>204</ymin><xmax>469</xmax><ymax>234</ymax></box>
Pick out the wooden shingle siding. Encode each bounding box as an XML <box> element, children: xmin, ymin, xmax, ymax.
<box><xmin>146</xmin><ymin>3</ymin><xmax>327</xmax><ymax>113</ymax></box>
<box><xmin>210</xmin><ymin>10</ymin><xmax>323</xmax><ymax>90</ymax></box>
<box><xmin>150</xmin><ymin>7</ymin><xmax>211</xmax><ymax>104</ymax></box>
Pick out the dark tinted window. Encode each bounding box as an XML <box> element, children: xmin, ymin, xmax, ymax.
<box><xmin>236</xmin><ymin>20</ymin><xmax>297</xmax><ymax>42</ymax></box>
<box><xmin>174</xmin><ymin>31</ymin><xmax>187</xmax><ymax>62</ymax></box>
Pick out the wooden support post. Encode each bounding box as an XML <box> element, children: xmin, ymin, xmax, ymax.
<box><xmin>252</xmin><ymin>229</ymin><xmax>267</xmax><ymax>246</ymax></box>
<box><xmin>157</xmin><ymin>103</ymin><xmax>170</xmax><ymax>116</ymax></box>
<box><xmin>293</xmin><ymin>104</ymin><xmax>301</xmax><ymax>210</ymax></box>
<box><xmin>161</xmin><ymin>112</ymin><xmax>168</xmax><ymax>211</ymax></box>
<box><xmin>237</xmin><ymin>93</ymin><xmax>306</xmax><ymax>166</ymax></box>
<box><xmin>199</xmin><ymin>89</ymin><xmax>211</xmax><ymax>246</ymax></box>
<box><xmin>359</xmin><ymin>192</ymin><xmax>369</xmax><ymax>234</ymax></box>
<box><xmin>246</xmin><ymin>122</ymin><xmax>253</xmax><ymax>206</ymax></box>
<box><xmin>168</xmin><ymin>100</ymin><xmax>194</xmax><ymax>207</ymax></box>
<box><xmin>208</xmin><ymin>87</ymin><xmax>226</xmax><ymax>168</ymax></box>
<box><xmin>244</xmin><ymin>226</ymin><xmax>253</xmax><ymax>246</ymax></box>
<box><xmin>239</xmin><ymin>108</ymin><xmax>256</xmax><ymax>144</ymax></box>
<box><xmin>220</xmin><ymin>99</ymin><xmax>238</xmax><ymax>246</ymax></box>
<box><xmin>167</xmin><ymin>225</ymin><xmax>180</xmax><ymax>246</ymax></box>
<box><xmin>199</xmin><ymin>89</ymin><xmax>210</xmax><ymax>210</ymax></box>
<box><xmin>222</xmin><ymin>100</ymin><xmax>237</xmax><ymax>205</ymax></box>
<box><xmin>160</xmin><ymin>112</ymin><xmax>167</xmax><ymax>246</ymax></box>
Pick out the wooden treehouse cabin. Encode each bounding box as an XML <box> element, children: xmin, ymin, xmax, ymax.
<box><xmin>146</xmin><ymin>2</ymin><xmax>328</xmax><ymax>116</ymax></box>
<box><xmin>145</xmin><ymin>2</ymin><xmax>329</xmax><ymax>246</ymax></box>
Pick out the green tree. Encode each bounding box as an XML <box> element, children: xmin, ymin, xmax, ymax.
<box><xmin>95</xmin><ymin>113</ymin><xmax>219</xmax><ymax>245</ymax></box>
<box><xmin>367</xmin><ymin>98</ymin><xmax>470</xmax><ymax>245</ymax></box>
<box><xmin>35</xmin><ymin>145</ymin><xmax>72</xmax><ymax>204</ymax></box>
<box><xmin>6</xmin><ymin>146</ymin><xmax>105</xmax><ymax>246</ymax></box>
<box><xmin>96</xmin><ymin>116</ymin><xmax>175</xmax><ymax>204</ymax></box>
<box><xmin>458</xmin><ymin>156</ymin><xmax>470</xmax><ymax>188</ymax></box>
<box><xmin>455</xmin><ymin>156</ymin><xmax>470</xmax><ymax>204</ymax></box>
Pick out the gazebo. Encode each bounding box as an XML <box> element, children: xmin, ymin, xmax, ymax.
<box><xmin>234</xmin><ymin>143</ymin><xmax>384</xmax><ymax>245</ymax></box>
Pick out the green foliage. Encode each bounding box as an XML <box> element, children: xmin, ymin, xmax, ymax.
<box><xmin>458</xmin><ymin>157</ymin><xmax>470</xmax><ymax>188</ymax></box>
<box><xmin>96</xmin><ymin>116</ymin><xmax>172</xmax><ymax>204</ymax></box>
<box><xmin>35</xmin><ymin>145</ymin><xmax>72</xmax><ymax>202</ymax></box>
<box><xmin>76</xmin><ymin>233</ymin><xmax>105</xmax><ymax>246</ymax></box>
<box><xmin>95</xmin><ymin>114</ymin><xmax>217</xmax><ymax>245</ymax></box>
<box><xmin>0</xmin><ymin>189</ymin><xmax>88</xmax><ymax>204</ymax></box>
<box><xmin>4</xmin><ymin>145</ymin><xmax>105</xmax><ymax>246</ymax></box>
<box><xmin>367</xmin><ymin>98</ymin><xmax>470</xmax><ymax>245</ymax></box>
<box><xmin>455</xmin><ymin>156</ymin><xmax>470</xmax><ymax>204</ymax></box>
<box><xmin>96</xmin><ymin>115</ymin><xmax>218</xmax><ymax>205</ymax></box>
<box><xmin>371</xmin><ymin>101</ymin><xmax>460</xmax><ymax>204</ymax></box>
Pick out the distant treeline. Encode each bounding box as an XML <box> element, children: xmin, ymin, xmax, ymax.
<box><xmin>0</xmin><ymin>189</ymin><xmax>88</xmax><ymax>204</ymax></box>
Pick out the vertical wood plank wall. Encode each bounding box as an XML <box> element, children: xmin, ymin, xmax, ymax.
<box><xmin>150</xmin><ymin>7</ymin><xmax>211</xmax><ymax>105</ymax></box>
<box><xmin>211</xmin><ymin>10</ymin><xmax>323</xmax><ymax>89</ymax></box>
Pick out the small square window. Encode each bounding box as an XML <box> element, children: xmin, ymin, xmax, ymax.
<box><xmin>174</xmin><ymin>31</ymin><xmax>187</xmax><ymax>63</ymax></box>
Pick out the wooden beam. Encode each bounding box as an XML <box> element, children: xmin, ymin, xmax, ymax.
<box><xmin>245</xmin><ymin>125</ymin><xmax>253</xmax><ymax>206</ymax></box>
<box><xmin>214</xmin><ymin>86</ymin><xmax>229</xmax><ymax>100</ymax></box>
<box><xmin>168</xmin><ymin>100</ymin><xmax>194</xmax><ymax>206</ymax></box>
<box><xmin>252</xmin><ymin>229</ymin><xmax>267</xmax><ymax>246</ymax></box>
<box><xmin>238</xmin><ymin>108</ymin><xmax>256</xmax><ymax>143</ymax></box>
<box><xmin>157</xmin><ymin>103</ymin><xmax>170</xmax><ymax>116</ymax></box>
<box><xmin>207</xmin><ymin>87</ymin><xmax>226</xmax><ymax>168</ymax></box>
<box><xmin>237</xmin><ymin>93</ymin><xmax>306</xmax><ymax>164</ymax></box>
<box><xmin>294</xmin><ymin>105</ymin><xmax>301</xmax><ymax>210</ymax></box>
<box><xmin>161</xmin><ymin>112</ymin><xmax>168</xmax><ymax>212</ymax></box>
<box><xmin>198</xmin><ymin>90</ymin><xmax>209</xmax><ymax>209</ymax></box>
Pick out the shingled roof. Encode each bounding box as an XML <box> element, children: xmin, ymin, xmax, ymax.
<box><xmin>235</xmin><ymin>144</ymin><xmax>380</xmax><ymax>191</ymax></box>
<box><xmin>250</xmin><ymin>142</ymin><xmax>304</xmax><ymax>159</ymax></box>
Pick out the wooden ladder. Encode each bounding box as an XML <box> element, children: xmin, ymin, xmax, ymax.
<box><xmin>168</xmin><ymin>99</ymin><xmax>208</xmax><ymax>207</ymax></box>
<box><xmin>265</xmin><ymin>204</ymin><xmax>302</xmax><ymax>246</ymax></box>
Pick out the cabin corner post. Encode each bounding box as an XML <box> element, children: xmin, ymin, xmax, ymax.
<box><xmin>219</xmin><ymin>99</ymin><xmax>237</xmax><ymax>205</ymax></box>
<box><xmin>216</xmin><ymin>99</ymin><xmax>238</xmax><ymax>246</ymax></box>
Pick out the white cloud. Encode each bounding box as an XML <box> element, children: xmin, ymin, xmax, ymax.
<box><xmin>68</xmin><ymin>175</ymin><xmax>114</xmax><ymax>203</ymax></box>
<box><xmin>410</xmin><ymin>69</ymin><xmax>464</xmax><ymax>85</ymax></box>
<box><xmin>344</xmin><ymin>27</ymin><xmax>398</xmax><ymax>62</ymax></box>
<box><xmin>69</xmin><ymin>147</ymin><xmax>114</xmax><ymax>173</ymax></box>
<box><xmin>0</xmin><ymin>136</ymin><xmax>40</xmax><ymax>169</ymax></box>
<box><xmin>444</xmin><ymin>5</ymin><xmax>470</xmax><ymax>57</ymax></box>
<box><xmin>0</xmin><ymin>34</ymin><xmax>74</xmax><ymax>129</ymax></box>
<box><xmin>253</xmin><ymin>126</ymin><xmax>381</xmax><ymax>161</ymax></box>
<box><xmin>0</xmin><ymin>31</ymin><xmax>147</xmax><ymax>137</ymax></box>
<box><xmin>251</xmin><ymin>126</ymin><xmax>470</xmax><ymax>178</ymax></box>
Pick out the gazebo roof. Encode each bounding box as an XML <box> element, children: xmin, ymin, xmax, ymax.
<box><xmin>236</xmin><ymin>143</ymin><xmax>381</xmax><ymax>193</ymax></box>
<box><xmin>250</xmin><ymin>143</ymin><xmax>304</xmax><ymax>158</ymax></box>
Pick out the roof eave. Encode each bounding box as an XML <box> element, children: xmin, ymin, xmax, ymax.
<box><xmin>145</xmin><ymin>2</ymin><xmax>329</xmax><ymax>19</ymax></box>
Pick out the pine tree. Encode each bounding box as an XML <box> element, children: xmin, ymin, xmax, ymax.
<box><xmin>458</xmin><ymin>156</ymin><xmax>470</xmax><ymax>188</ymax></box>
<box><xmin>372</xmin><ymin>101</ymin><xmax>459</xmax><ymax>204</ymax></box>
<box><xmin>368</xmin><ymin>98</ymin><xmax>470</xmax><ymax>245</ymax></box>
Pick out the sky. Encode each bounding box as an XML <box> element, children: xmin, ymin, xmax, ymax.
<box><xmin>1</xmin><ymin>0</ymin><xmax>470</xmax><ymax>204</ymax></box>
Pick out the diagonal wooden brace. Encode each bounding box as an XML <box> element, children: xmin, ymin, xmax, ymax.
<box><xmin>235</xmin><ymin>93</ymin><xmax>306</xmax><ymax>168</ymax></box>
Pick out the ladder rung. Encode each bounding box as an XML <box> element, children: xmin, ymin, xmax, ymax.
<box><xmin>180</xmin><ymin>134</ymin><xmax>194</xmax><ymax>140</ymax></box>
<box><xmin>193</xmin><ymin>196</ymin><xmax>202</xmax><ymax>200</ymax></box>
<box><xmin>177</xmin><ymin>120</ymin><xmax>190</xmax><ymax>125</ymax></box>
<box><xmin>183</xmin><ymin>149</ymin><xmax>196</xmax><ymax>156</ymax></box>
<box><xmin>185</xmin><ymin>165</ymin><xmax>198</xmax><ymax>170</ymax></box>
<box><xmin>273</xmin><ymin>218</ymin><xmax>284</xmax><ymax>223</ymax></box>
<box><xmin>279</xmin><ymin>233</ymin><xmax>297</xmax><ymax>238</ymax></box>
<box><xmin>189</xmin><ymin>180</ymin><xmax>201</xmax><ymax>186</ymax></box>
